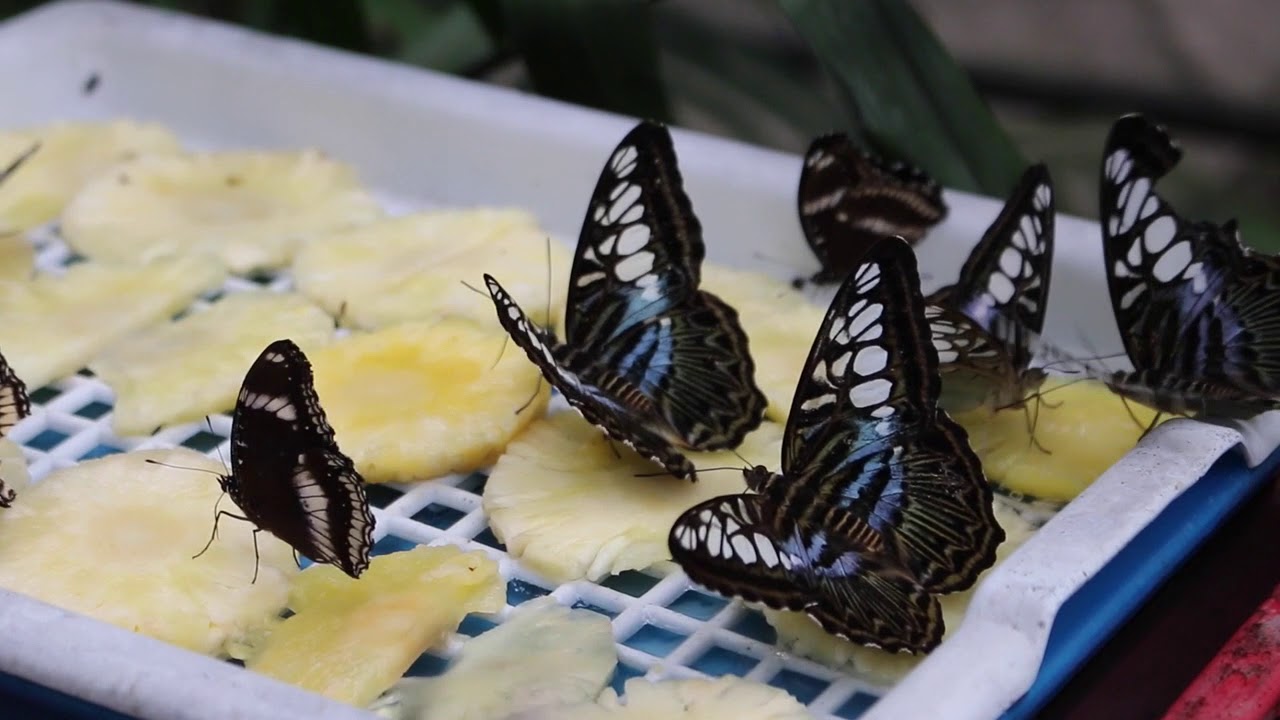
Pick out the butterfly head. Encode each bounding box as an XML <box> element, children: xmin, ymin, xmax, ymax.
<box><xmin>743</xmin><ymin>464</ymin><xmax>776</xmax><ymax>492</ymax></box>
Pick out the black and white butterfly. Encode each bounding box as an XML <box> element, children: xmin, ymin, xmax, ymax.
<box><xmin>485</xmin><ymin>121</ymin><xmax>767</xmax><ymax>481</ymax></box>
<box><xmin>669</xmin><ymin>237</ymin><xmax>1004</xmax><ymax>653</ymax></box>
<box><xmin>212</xmin><ymin>339</ymin><xmax>374</xmax><ymax>579</ymax></box>
<box><xmin>0</xmin><ymin>349</ymin><xmax>30</xmax><ymax>508</ymax></box>
<box><xmin>795</xmin><ymin>133</ymin><xmax>947</xmax><ymax>287</ymax></box>
<box><xmin>1095</xmin><ymin>114</ymin><xmax>1280</xmax><ymax>421</ymax></box>
<box><xmin>925</xmin><ymin>164</ymin><xmax>1056</xmax><ymax>415</ymax></box>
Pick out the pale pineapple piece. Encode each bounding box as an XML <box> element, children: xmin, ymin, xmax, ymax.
<box><xmin>954</xmin><ymin>377</ymin><xmax>1164</xmax><ymax>503</ymax></box>
<box><xmin>0</xmin><ymin>449</ymin><xmax>296</xmax><ymax>656</ymax></box>
<box><xmin>0</xmin><ymin>121</ymin><xmax>181</xmax><ymax>231</ymax></box>
<box><xmin>701</xmin><ymin>264</ymin><xmax>826</xmax><ymax>423</ymax></box>
<box><xmin>0</xmin><ymin>438</ymin><xmax>31</xmax><ymax>503</ymax></box>
<box><xmin>309</xmin><ymin>319</ymin><xmax>547</xmax><ymax>483</ymax></box>
<box><xmin>765</xmin><ymin>499</ymin><xmax>1038</xmax><ymax>683</ymax></box>
<box><xmin>0</xmin><ymin>256</ymin><xmax>226</xmax><ymax>389</ymax></box>
<box><xmin>292</xmin><ymin>208</ymin><xmax>571</xmax><ymax>331</ymax></box>
<box><xmin>62</xmin><ymin>150</ymin><xmax>382</xmax><ymax>273</ymax></box>
<box><xmin>91</xmin><ymin>292</ymin><xmax>334</xmax><ymax>436</ymax></box>
<box><xmin>0</xmin><ymin>234</ymin><xmax>34</xmax><ymax>281</ymax></box>
<box><xmin>246</xmin><ymin>545</ymin><xmax>505</xmax><ymax>708</ymax></box>
<box><xmin>520</xmin><ymin>676</ymin><xmax>813</xmax><ymax>720</ymax></box>
<box><xmin>370</xmin><ymin>596</ymin><xmax>618</xmax><ymax>720</ymax></box>
<box><xmin>483</xmin><ymin>411</ymin><xmax>784</xmax><ymax>584</ymax></box>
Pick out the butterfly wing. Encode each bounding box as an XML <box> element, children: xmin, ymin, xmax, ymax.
<box><xmin>926</xmin><ymin>304</ymin><xmax>1024</xmax><ymax>412</ymax></box>
<box><xmin>669</xmin><ymin>494</ymin><xmax>943</xmax><ymax>653</ymax></box>
<box><xmin>1100</xmin><ymin>114</ymin><xmax>1280</xmax><ymax>403</ymax></box>
<box><xmin>0</xmin><ymin>349</ymin><xmax>30</xmax><ymax>438</ymax></box>
<box><xmin>228</xmin><ymin>339</ymin><xmax>375</xmax><ymax>578</ymax></box>
<box><xmin>484</xmin><ymin>274</ymin><xmax>697</xmax><ymax>479</ymax></box>
<box><xmin>928</xmin><ymin>164</ymin><xmax>1055</xmax><ymax>372</ymax></box>
<box><xmin>562</xmin><ymin>121</ymin><xmax>766</xmax><ymax>449</ymax></box>
<box><xmin>779</xmin><ymin>237</ymin><xmax>1003</xmax><ymax>593</ymax></box>
<box><xmin>797</xmin><ymin>133</ymin><xmax>947</xmax><ymax>284</ymax></box>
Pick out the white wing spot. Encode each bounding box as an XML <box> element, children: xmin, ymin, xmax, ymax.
<box><xmin>870</xmin><ymin>404</ymin><xmax>895</xmax><ymax>418</ymax></box>
<box><xmin>755</xmin><ymin>535</ymin><xmax>780</xmax><ymax>567</ymax></box>
<box><xmin>999</xmin><ymin>247</ymin><xmax>1022</xmax><ymax>277</ymax></box>
<box><xmin>830</xmin><ymin>351</ymin><xmax>852</xmax><ymax>378</ymax></box>
<box><xmin>616</xmin><ymin>224</ymin><xmax>650</xmax><ymax>254</ymax></box>
<box><xmin>611</xmin><ymin>146</ymin><xmax>638</xmax><ymax>175</ymax></box>
<box><xmin>730</xmin><ymin>534</ymin><xmax>757</xmax><ymax>563</ymax></box>
<box><xmin>1119</xmin><ymin>283</ymin><xmax>1145</xmax><ymax>310</ymax></box>
<box><xmin>576</xmin><ymin>271</ymin><xmax>606</xmax><ymax>287</ymax></box>
<box><xmin>1152</xmin><ymin>241</ymin><xmax>1192</xmax><ymax>282</ymax></box>
<box><xmin>846</xmin><ymin>302</ymin><xmax>883</xmax><ymax>340</ymax></box>
<box><xmin>800</xmin><ymin>393</ymin><xmax>836</xmax><ymax>411</ymax></box>
<box><xmin>614</xmin><ymin>251</ymin><xmax>655</xmax><ymax>282</ymax></box>
<box><xmin>1119</xmin><ymin>178</ymin><xmax>1150</xmax><ymax>233</ymax></box>
<box><xmin>605</xmin><ymin>185</ymin><xmax>641</xmax><ymax>224</ymax></box>
<box><xmin>852</xmin><ymin>345</ymin><xmax>888</xmax><ymax>376</ymax></box>
<box><xmin>1143</xmin><ymin>216</ymin><xmax>1177</xmax><ymax>254</ymax></box>
<box><xmin>987</xmin><ymin>273</ymin><xmax>1015</xmax><ymax>303</ymax></box>
<box><xmin>849</xmin><ymin>378</ymin><xmax>892</xmax><ymax>407</ymax></box>
<box><xmin>1034</xmin><ymin>184</ymin><xmax>1051</xmax><ymax>210</ymax></box>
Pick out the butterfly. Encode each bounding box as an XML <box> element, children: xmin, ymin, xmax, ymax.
<box><xmin>484</xmin><ymin>120</ymin><xmax>767</xmax><ymax>481</ymax></box>
<box><xmin>211</xmin><ymin>339</ymin><xmax>375</xmax><ymax>579</ymax></box>
<box><xmin>1094</xmin><ymin>114</ymin><xmax>1280</xmax><ymax>422</ymax></box>
<box><xmin>0</xmin><ymin>349</ymin><xmax>30</xmax><ymax>508</ymax></box>
<box><xmin>795</xmin><ymin>132</ymin><xmax>947</xmax><ymax>287</ymax></box>
<box><xmin>925</xmin><ymin>164</ymin><xmax>1056</xmax><ymax>416</ymax></box>
<box><xmin>669</xmin><ymin>236</ymin><xmax>1004</xmax><ymax>653</ymax></box>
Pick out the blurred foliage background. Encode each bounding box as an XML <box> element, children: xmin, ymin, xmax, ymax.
<box><xmin>2</xmin><ymin>0</ymin><xmax>1275</xmax><ymax>249</ymax></box>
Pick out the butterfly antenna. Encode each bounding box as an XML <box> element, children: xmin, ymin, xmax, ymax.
<box><xmin>333</xmin><ymin>300</ymin><xmax>348</xmax><ymax>328</ymax></box>
<box><xmin>250</xmin><ymin>528</ymin><xmax>262</xmax><ymax>585</ymax></box>
<box><xmin>206</xmin><ymin>416</ymin><xmax>228</xmax><ymax>470</ymax></box>
<box><xmin>633</xmin><ymin>465</ymin><xmax>743</xmax><ymax>479</ymax></box>
<box><xmin>459</xmin><ymin>279</ymin><xmax>488</xmax><ymax>297</ymax></box>
<box><xmin>514</xmin><ymin>375</ymin><xmax>544</xmax><ymax>415</ymax></box>
<box><xmin>143</xmin><ymin>458</ymin><xmax>223</xmax><ymax>477</ymax></box>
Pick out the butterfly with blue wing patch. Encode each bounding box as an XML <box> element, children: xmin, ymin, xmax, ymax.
<box><xmin>669</xmin><ymin>237</ymin><xmax>1004</xmax><ymax>653</ymax></box>
<box><xmin>926</xmin><ymin>164</ymin><xmax>1056</xmax><ymax>418</ymax></box>
<box><xmin>1093</xmin><ymin>114</ymin><xmax>1280</xmax><ymax>421</ymax></box>
<box><xmin>485</xmin><ymin>121</ymin><xmax>767</xmax><ymax>481</ymax></box>
<box><xmin>794</xmin><ymin>133</ymin><xmax>947</xmax><ymax>288</ymax></box>
<box><xmin>211</xmin><ymin>339</ymin><xmax>374</xmax><ymax>579</ymax></box>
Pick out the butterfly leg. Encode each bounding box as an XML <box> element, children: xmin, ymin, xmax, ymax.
<box><xmin>192</xmin><ymin>509</ymin><xmax>251</xmax><ymax>560</ymax></box>
<box><xmin>250</xmin><ymin>528</ymin><xmax>262</xmax><ymax>585</ymax></box>
<box><xmin>1023</xmin><ymin>400</ymin><xmax>1052</xmax><ymax>455</ymax></box>
<box><xmin>515</xmin><ymin>374</ymin><xmax>545</xmax><ymax>415</ymax></box>
<box><xmin>1139</xmin><ymin>412</ymin><xmax>1165</xmax><ymax>441</ymax></box>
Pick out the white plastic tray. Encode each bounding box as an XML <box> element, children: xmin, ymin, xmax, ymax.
<box><xmin>0</xmin><ymin>3</ymin><xmax>1274</xmax><ymax>720</ymax></box>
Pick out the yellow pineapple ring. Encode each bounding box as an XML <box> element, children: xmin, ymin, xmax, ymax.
<box><xmin>0</xmin><ymin>234</ymin><xmax>34</xmax><ymax>281</ymax></box>
<box><xmin>246</xmin><ymin>545</ymin><xmax>505</xmax><ymax>708</ymax></box>
<box><xmin>528</xmin><ymin>676</ymin><xmax>813</xmax><ymax>720</ymax></box>
<box><xmin>0</xmin><ymin>255</ymin><xmax>227</xmax><ymax>390</ymax></box>
<box><xmin>292</xmin><ymin>208</ymin><xmax>571</xmax><ymax>331</ymax></box>
<box><xmin>91</xmin><ymin>292</ymin><xmax>335</xmax><ymax>436</ymax></box>
<box><xmin>370</xmin><ymin>596</ymin><xmax>618</xmax><ymax>720</ymax></box>
<box><xmin>0</xmin><ymin>121</ymin><xmax>181</xmax><ymax>232</ymax></box>
<box><xmin>954</xmin><ymin>377</ymin><xmax>1164</xmax><ymax>503</ymax></box>
<box><xmin>61</xmin><ymin>150</ymin><xmax>382</xmax><ymax>273</ymax></box>
<box><xmin>765</xmin><ymin>498</ymin><xmax>1037</xmax><ymax>682</ymax></box>
<box><xmin>701</xmin><ymin>264</ymin><xmax>826</xmax><ymax>423</ymax></box>
<box><xmin>483</xmin><ymin>411</ymin><xmax>784</xmax><ymax>584</ymax></box>
<box><xmin>309</xmin><ymin>318</ymin><xmax>547</xmax><ymax>483</ymax></box>
<box><xmin>0</xmin><ymin>448</ymin><xmax>296</xmax><ymax>657</ymax></box>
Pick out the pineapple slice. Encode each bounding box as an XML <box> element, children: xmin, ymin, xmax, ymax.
<box><xmin>91</xmin><ymin>291</ymin><xmax>334</xmax><ymax>436</ymax></box>
<box><xmin>483</xmin><ymin>411</ymin><xmax>784</xmax><ymax>584</ymax></box>
<box><xmin>0</xmin><ymin>121</ymin><xmax>181</xmax><ymax>231</ymax></box>
<box><xmin>954</xmin><ymin>377</ymin><xmax>1164</xmax><ymax>503</ymax></box>
<box><xmin>0</xmin><ymin>448</ymin><xmax>296</xmax><ymax>656</ymax></box>
<box><xmin>61</xmin><ymin>150</ymin><xmax>382</xmax><ymax>273</ymax></box>
<box><xmin>701</xmin><ymin>264</ymin><xmax>826</xmax><ymax>423</ymax></box>
<box><xmin>765</xmin><ymin>498</ymin><xmax>1038</xmax><ymax>683</ymax></box>
<box><xmin>246</xmin><ymin>545</ymin><xmax>505</xmax><ymax>708</ymax></box>
<box><xmin>308</xmin><ymin>319</ymin><xmax>547</xmax><ymax>483</ymax></box>
<box><xmin>522</xmin><ymin>676</ymin><xmax>814</xmax><ymax>720</ymax></box>
<box><xmin>370</xmin><ymin>596</ymin><xmax>618</xmax><ymax>720</ymax></box>
<box><xmin>0</xmin><ymin>256</ymin><xmax>226</xmax><ymax>390</ymax></box>
<box><xmin>0</xmin><ymin>438</ymin><xmax>31</xmax><ymax>503</ymax></box>
<box><xmin>0</xmin><ymin>256</ymin><xmax>227</xmax><ymax>389</ymax></box>
<box><xmin>293</xmin><ymin>208</ymin><xmax>571</xmax><ymax>331</ymax></box>
<box><xmin>0</xmin><ymin>234</ymin><xmax>34</xmax><ymax>281</ymax></box>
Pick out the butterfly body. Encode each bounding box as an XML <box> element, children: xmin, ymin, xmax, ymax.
<box><xmin>796</xmin><ymin>134</ymin><xmax>947</xmax><ymax>287</ymax></box>
<box><xmin>670</xmin><ymin>238</ymin><xmax>1003</xmax><ymax>653</ymax></box>
<box><xmin>1095</xmin><ymin>114</ymin><xmax>1280</xmax><ymax>419</ymax></box>
<box><xmin>224</xmin><ymin>339</ymin><xmax>374</xmax><ymax>579</ymax></box>
<box><xmin>485</xmin><ymin>121</ymin><xmax>766</xmax><ymax>481</ymax></box>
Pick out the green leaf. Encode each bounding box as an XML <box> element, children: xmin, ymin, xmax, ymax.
<box><xmin>778</xmin><ymin>0</ymin><xmax>1026</xmax><ymax>196</ymax></box>
<box><xmin>499</xmin><ymin>0</ymin><xmax>672</xmax><ymax>122</ymax></box>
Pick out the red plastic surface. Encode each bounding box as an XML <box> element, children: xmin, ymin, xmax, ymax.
<box><xmin>1162</xmin><ymin>584</ymin><xmax>1280</xmax><ymax>720</ymax></box>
